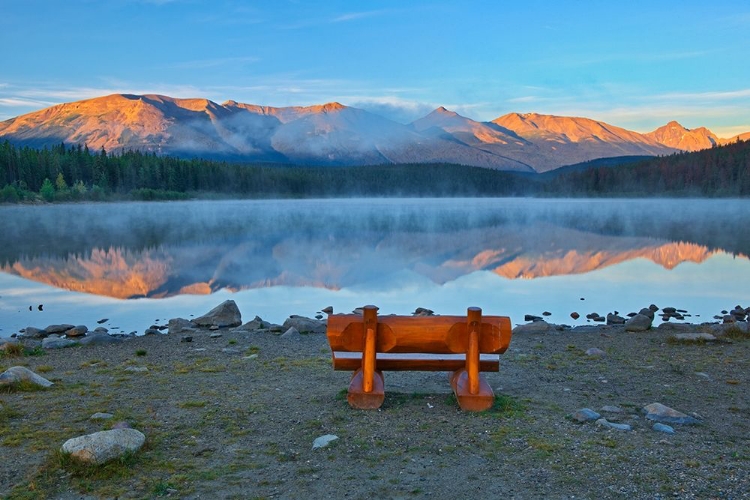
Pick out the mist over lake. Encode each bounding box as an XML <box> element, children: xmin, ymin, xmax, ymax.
<box><xmin>1</xmin><ymin>198</ymin><xmax>749</xmax><ymax>336</ymax></box>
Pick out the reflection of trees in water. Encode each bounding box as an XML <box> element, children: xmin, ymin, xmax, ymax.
<box><xmin>1</xmin><ymin>199</ymin><xmax>749</xmax><ymax>264</ymax></box>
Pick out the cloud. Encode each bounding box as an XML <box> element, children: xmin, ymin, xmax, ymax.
<box><xmin>0</xmin><ymin>97</ymin><xmax>55</xmax><ymax>107</ymax></box>
<box><xmin>331</xmin><ymin>10</ymin><xmax>390</xmax><ymax>23</ymax></box>
<box><xmin>346</xmin><ymin>96</ymin><xmax>437</xmax><ymax>124</ymax></box>
<box><xmin>168</xmin><ymin>56</ymin><xmax>260</xmax><ymax>70</ymax></box>
<box><xmin>648</xmin><ymin>88</ymin><xmax>750</xmax><ymax>102</ymax></box>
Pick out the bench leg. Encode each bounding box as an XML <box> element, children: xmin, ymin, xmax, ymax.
<box><xmin>450</xmin><ymin>369</ymin><xmax>494</xmax><ymax>411</ymax></box>
<box><xmin>347</xmin><ymin>368</ymin><xmax>385</xmax><ymax>409</ymax></box>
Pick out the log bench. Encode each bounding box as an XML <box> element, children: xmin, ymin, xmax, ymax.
<box><xmin>326</xmin><ymin>306</ymin><xmax>512</xmax><ymax>411</ymax></box>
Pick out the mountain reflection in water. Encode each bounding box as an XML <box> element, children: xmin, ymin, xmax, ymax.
<box><xmin>1</xmin><ymin>198</ymin><xmax>748</xmax><ymax>300</ymax></box>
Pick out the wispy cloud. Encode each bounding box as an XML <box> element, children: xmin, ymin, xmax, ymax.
<box><xmin>0</xmin><ymin>97</ymin><xmax>56</xmax><ymax>107</ymax></box>
<box><xmin>331</xmin><ymin>10</ymin><xmax>390</xmax><ymax>23</ymax></box>
<box><xmin>648</xmin><ymin>88</ymin><xmax>750</xmax><ymax>102</ymax></box>
<box><xmin>168</xmin><ymin>56</ymin><xmax>260</xmax><ymax>70</ymax></box>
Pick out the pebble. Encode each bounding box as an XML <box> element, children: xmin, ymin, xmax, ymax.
<box><xmin>596</xmin><ymin>418</ymin><xmax>631</xmax><ymax>431</ymax></box>
<box><xmin>90</xmin><ymin>412</ymin><xmax>114</xmax><ymax>420</ymax></box>
<box><xmin>585</xmin><ymin>348</ymin><xmax>606</xmax><ymax>357</ymax></box>
<box><xmin>570</xmin><ymin>408</ymin><xmax>601</xmax><ymax>423</ymax></box>
<box><xmin>642</xmin><ymin>402</ymin><xmax>701</xmax><ymax>425</ymax></box>
<box><xmin>652</xmin><ymin>423</ymin><xmax>676</xmax><ymax>434</ymax></box>
<box><xmin>312</xmin><ymin>434</ymin><xmax>338</xmax><ymax>450</ymax></box>
<box><xmin>124</xmin><ymin>366</ymin><xmax>149</xmax><ymax>372</ymax></box>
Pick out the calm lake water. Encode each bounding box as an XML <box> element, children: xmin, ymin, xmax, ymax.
<box><xmin>1</xmin><ymin>198</ymin><xmax>749</xmax><ymax>337</ymax></box>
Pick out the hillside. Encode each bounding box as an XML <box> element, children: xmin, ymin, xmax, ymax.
<box><xmin>0</xmin><ymin>94</ymin><xmax>712</xmax><ymax>172</ymax></box>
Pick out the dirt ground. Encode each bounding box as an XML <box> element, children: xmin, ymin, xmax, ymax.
<box><xmin>1</xmin><ymin>322</ymin><xmax>749</xmax><ymax>499</ymax></box>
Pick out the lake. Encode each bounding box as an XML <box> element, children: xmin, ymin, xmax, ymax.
<box><xmin>1</xmin><ymin>198</ymin><xmax>749</xmax><ymax>337</ymax></box>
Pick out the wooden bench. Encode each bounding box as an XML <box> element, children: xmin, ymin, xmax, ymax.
<box><xmin>326</xmin><ymin>305</ymin><xmax>512</xmax><ymax>411</ymax></box>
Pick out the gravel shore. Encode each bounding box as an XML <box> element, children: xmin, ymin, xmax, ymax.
<box><xmin>1</xmin><ymin>316</ymin><xmax>749</xmax><ymax>499</ymax></box>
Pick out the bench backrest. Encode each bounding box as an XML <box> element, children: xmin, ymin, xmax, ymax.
<box><xmin>327</xmin><ymin>313</ymin><xmax>512</xmax><ymax>355</ymax></box>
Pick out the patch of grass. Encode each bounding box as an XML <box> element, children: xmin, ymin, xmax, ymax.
<box><xmin>228</xmin><ymin>339</ymin><xmax>237</xmax><ymax>345</ymax></box>
<box><xmin>34</xmin><ymin>365</ymin><xmax>54</xmax><ymax>373</ymax></box>
<box><xmin>722</xmin><ymin>326</ymin><xmax>750</xmax><ymax>341</ymax></box>
<box><xmin>179</xmin><ymin>400</ymin><xmax>207</xmax><ymax>409</ymax></box>
<box><xmin>23</xmin><ymin>346</ymin><xmax>46</xmax><ymax>357</ymax></box>
<box><xmin>482</xmin><ymin>394</ymin><xmax>526</xmax><ymax>418</ymax></box>
<box><xmin>135</xmin><ymin>349</ymin><xmax>147</xmax><ymax>357</ymax></box>
<box><xmin>1</xmin><ymin>343</ymin><xmax>24</xmax><ymax>356</ymax></box>
<box><xmin>1</xmin><ymin>379</ymin><xmax>51</xmax><ymax>393</ymax></box>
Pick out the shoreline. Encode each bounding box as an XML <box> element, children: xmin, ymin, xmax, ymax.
<box><xmin>2</xmin><ymin>299</ymin><xmax>748</xmax><ymax>498</ymax></box>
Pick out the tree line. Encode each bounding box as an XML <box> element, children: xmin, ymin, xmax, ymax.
<box><xmin>0</xmin><ymin>138</ymin><xmax>748</xmax><ymax>202</ymax></box>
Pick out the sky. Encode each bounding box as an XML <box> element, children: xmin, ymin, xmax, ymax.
<box><xmin>1</xmin><ymin>0</ymin><xmax>749</xmax><ymax>137</ymax></box>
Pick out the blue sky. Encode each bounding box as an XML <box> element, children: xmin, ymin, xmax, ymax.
<box><xmin>2</xmin><ymin>0</ymin><xmax>749</xmax><ymax>136</ymax></box>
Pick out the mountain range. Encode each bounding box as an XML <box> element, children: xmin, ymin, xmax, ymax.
<box><xmin>1</xmin><ymin>93</ymin><xmax>748</xmax><ymax>172</ymax></box>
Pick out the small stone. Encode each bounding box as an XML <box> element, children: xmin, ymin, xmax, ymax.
<box><xmin>124</xmin><ymin>366</ymin><xmax>149</xmax><ymax>372</ymax></box>
<box><xmin>600</xmin><ymin>405</ymin><xmax>623</xmax><ymax>413</ymax></box>
<box><xmin>312</xmin><ymin>434</ymin><xmax>338</xmax><ymax>449</ymax></box>
<box><xmin>180</xmin><ymin>336</ymin><xmax>193</xmax><ymax>343</ymax></box>
<box><xmin>97</xmin><ymin>318</ymin><xmax>108</xmax><ymax>324</ymax></box>
<box><xmin>281</xmin><ymin>326</ymin><xmax>301</xmax><ymax>338</ymax></box>
<box><xmin>570</xmin><ymin>408</ymin><xmax>601</xmax><ymax>423</ymax></box>
<box><xmin>638</xmin><ymin>308</ymin><xmax>655</xmax><ymax>320</ymax></box>
<box><xmin>65</xmin><ymin>325</ymin><xmax>88</xmax><ymax>338</ymax></box>
<box><xmin>595</xmin><ymin>418</ymin><xmax>631</xmax><ymax>431</ymax></box>
<box><xmin>652</xmin><ymin>423</ymin><xmax>675</xmax><ymax>434</ymax></box>
<box><xmin>413</xmin><ymin>307</ymin><xmax>434</xmax><ymax>316</ymax></box>
<box><xmin>672</xmin><ymin>333</ymin><xmax>717</xmax><ymax>342</ymax></box>
<box><xmin>90</xmin><ymin>412</ymin><xmax>114</xmax><ymax>420</ymax></box>
<box><xmin>321</xmin><ymin>306</ymin><xmax>334</xmax><ymax>314</ymax></box>
<box><xmin>570</xmin><ymin>312</ymin><xmax>580</xmax><ymax>320</ymax></box>
<box><xmin>585</xmin><ymin>348</ymin><xmax>606</xmax><ymax>357</ymax></box>
<box><xmin>61</xmin><ymin>428</ymin><xmax>146</xmax><ymax>465</ymax></box>
<box><xmin>642</xmin><ymin>402</ymin><xmax>701</xmax><ymax>425</ymax></box>
<box><xmin>209</xmin><ymin>325</ymin><xmax>220</xmax><ymax>331</ymax></box>
<box><xmin>144</xmin><ymin>328</ymin><xmax>160</xmax><ymax>335</ymax></box>
<box><xmin>542</xmin><ymin>311</ymin><xmax>551</xmax><ymax>316</ymax></box>
<box><xmin>524</xmin><ymin>314</ymin><xmax>543</xmax><ymax>322</ymax></box>
<box><xmin>0</xmin><ymin>366</ymin><xmax>54</xmax><ymax>387</ymax></box>
<box><xmin>209</xmin><ymin>333</ymin><xmax>222</xmax><ymax>338</ymax></box>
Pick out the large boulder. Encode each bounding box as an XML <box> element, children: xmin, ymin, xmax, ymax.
<box><xmin>235</xmin><ymin>315</ymin><xmax>267</xmax><ymax>332</ymax></box>
<box><xmin>20</xmin><ymin>326</ymin><xmax>47</xmax><ymax>339</ymax></box>
<box><xmin>282</xmin><ymin>315</ymin><xmax>326</xmax><ymax>334</ymax></box>
<box><xmin>192</xmin><ymin>300</ymin><xmax>242</xmax><ymax>328</ymax></box>
<box><xmin>625</xmin><ymin>314</ymin><xmax>652</xmax><ymax>332</ymax></box>
<box><xmin>42</xmin><ymin>336</ymin><xmax>79</xmax><ymax>349</ymax></box>
<box><xmin>79</xmin><ymin>332</ymin><xmax>124</xmax><ymax>346</ymax></box>
<box><xmin>512</xmin><ymin>320</ymin><xmax>557</xmax><ymax>335</ymax></box>
<box><xmin>0</xmin><ymin>366</ymin><xmax>54</xmax><ymax>388</ymax></box>
<box><xmin>61</xmin><ymin>428</ymin><xmax>146</xmax><ymax>465</ymax></box>
<box><xmin>167</xmin><ymin>317</ymin><xmax>196</xmax><ymax>335</ymax></box>
<box><xmin>45</xmin><ymin>324</ymin><xmax>75</xmax><ymax>335</ymax></box>
<box><xmin>65</xmin><ymin>325</ymin><xmax>88</xmax><ymax>338</ymax></box>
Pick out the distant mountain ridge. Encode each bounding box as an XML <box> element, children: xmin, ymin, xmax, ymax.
<box><xmin>0</xmin><ymin>93</ymin><xmax>746</xmax><ymax>172</ymax></box>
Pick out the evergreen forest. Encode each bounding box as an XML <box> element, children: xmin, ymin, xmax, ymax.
<box><xmin>0</xmin><ymin>138</ymin><xmax>748</xmax><ymax>203</ymax></box>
